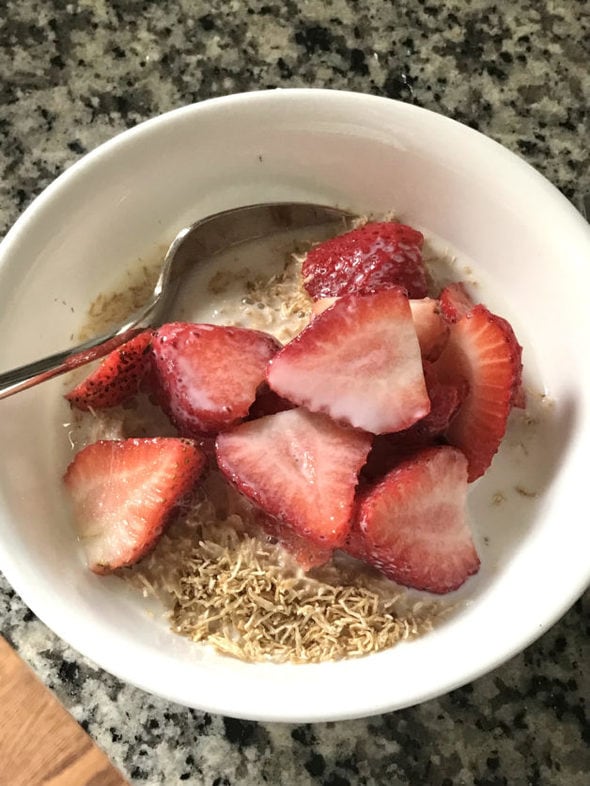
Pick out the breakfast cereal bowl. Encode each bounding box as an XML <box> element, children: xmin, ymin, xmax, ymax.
<box><xmin>0</xmin><ymin>89</ymin><xmax>589</xmax><ymax>722</ymax></box>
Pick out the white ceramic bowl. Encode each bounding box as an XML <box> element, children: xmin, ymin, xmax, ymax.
<box><xmin>0</xmin><ymin>90</ymin><xmax>589</xmax><ymax>722</ymax></box>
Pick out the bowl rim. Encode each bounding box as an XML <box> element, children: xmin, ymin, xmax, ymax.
<box><xmin>1</xmin><ymin>88</ymin><xmax>589</xmax><ymax>722</ymax></box>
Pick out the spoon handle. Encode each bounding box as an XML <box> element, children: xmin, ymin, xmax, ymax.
<box><xmin>0</xmin><ymin>327</ymin><xmax>142</xmax><ymax>400</ymax></box>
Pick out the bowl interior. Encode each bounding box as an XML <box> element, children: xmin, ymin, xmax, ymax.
<box><xmin>0</xmin><ymin>90</ymin><xmax>589</xmax><ymax>721</ymax></box>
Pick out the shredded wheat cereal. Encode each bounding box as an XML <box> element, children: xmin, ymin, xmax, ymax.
<box><xmin>121</xmin><ymin>475</ymin><xmax>441</xmax><ymax>663</ymax></box>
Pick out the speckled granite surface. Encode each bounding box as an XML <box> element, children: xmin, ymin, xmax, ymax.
<box><xmin>1</xmin><ymin>1</ymin><xmax>589</xmax><ymax>784</ymax></box>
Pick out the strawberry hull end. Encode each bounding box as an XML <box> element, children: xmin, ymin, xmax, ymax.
<box><xmin>302</xmin><ymin>221</ymin><xmax>427</xmax><ymax>300</ymax></box>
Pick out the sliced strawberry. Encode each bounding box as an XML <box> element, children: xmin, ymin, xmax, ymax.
<box><xmin>409</xmin><ymin>298</ymin><xmax>449</xmax><ymax>361</ymax></box>
<box><xmin>64</xmin><ymin>438</ymin><xmax>205</xmax><ymax>573</ymax></box>
<box><xmin>439</xmin><ymin>282</ymin><xmax>475</xmax><ymax>323</ymax></box>
<box><xmin>439</xmin><ymin>286</ymin><xmax>525</xmax><ymax>408</ymax></box>
<box><xmin>248</xmin><ymin>384</ymin><xmax>295</xmax><ymax>420</ymax></box>
<box><xmin>267</xmin><ymin>289</ymin><xmax>430</xmax><ymax>434</ymax></box>
<box><xmin>150</xmin><ymin>322</ymin><xmax>280</xmax><ymax>436</ymax></box>
<box><xmin>216</xmin><ymin>408</ymin><xmax>372</xmax><ymax>548</ymax></box>
<box><xmin>258</xmin><ymin>515</ymin><xmax>333</xmax><ymax>571</ymax></box>
<box><xmin>65</xmin><ymin>331</ymin><xmax>153</xmax><ymax>411</ymax></box>
<box><xmin>356</xmin><ymin>446</ymin><xmax>479</xmax><ymax>593</ymax></box>
<box><xmin>433</xmin><ymin>305</ymin><xmax>523</xmax><ymax>481</ymax></box>
<box><xmin>302</xmin><ymin>222</ymin><xmax>427</xmax><ymax>300</ymax></box>
<box><xmin>361</xmin><ymin>363</ymin><xmax>466</xmax><ymax>481</ymax></box>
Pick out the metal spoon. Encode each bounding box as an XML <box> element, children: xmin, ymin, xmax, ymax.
<box><xmin>0</xmin><ymin>202</ymin><xmax>353</xmax><ymax>400</ymax></box>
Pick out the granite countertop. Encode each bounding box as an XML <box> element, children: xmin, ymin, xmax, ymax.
<box><xmin>1</xmin><ymin>1</ymin><xmax>589</xmax><ymax>784</ymax></box>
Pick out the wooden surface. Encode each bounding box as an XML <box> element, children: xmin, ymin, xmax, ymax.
<box><xmin>0</xmin><ymin>636</ymin><xmax>129</xmax><ymax>786</ymax></box>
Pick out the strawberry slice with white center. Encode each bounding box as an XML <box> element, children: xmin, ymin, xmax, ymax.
<box><xmin>356</xmin><ymin>446</ymin><xmax>479</xmax><ymax>593</ymax></box>
<box><xmin>409</xmin><ymin>298</ymin><xmax>449</xmax><ymax>361</ymax></box>
<box><xmin>433</xmin><ymin>305</ymin><xmax>523</xmax><ymax>481</ymax></box>
<box><xmin>302</xmin><ymin>221</ymin><xmax>427</xmax><ymax>300</ymax></box>
<box><xmin>267</xmin><ymin>289</ymin><xmax>430</xmax><ymax>434</ymax></box>
<box><xmin>216</xmin><ymin>408</ymin><xmax>372</xmax><ymax>548</ymax></box>
<box><xmin>65</xmin><ymin>330</ymin><xmax>153</xmax><ymax>411</ymax></box>
<box><xmin>64</xmin><ymin>438</ymin><xmax>205</xmax><ymax>573</ymax></box>
<box><xmin>150</xmin><ymin>322</ymin><xmax>281</xmax><ymax>436</ymax></box>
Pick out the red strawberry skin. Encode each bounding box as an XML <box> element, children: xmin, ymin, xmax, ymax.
<box><xmin>356</xmin><ymin>446</ymin><xmax>479</xmax><ymax>593</ymax></box>
<box><xmin>64</xmin><ymin>438</ymin><xmax>205</xmax><ymax>573</ymax></box>
<box><xmin>150</xmin><ymin>322</ymin><xmax>281</xmax><ymax>436</ymax></box>
<box><xmin>434</xmin><ymin>305</ymin><xmax>523</xmax><ymax>481</ymax></box>
<box><xmin>267</xmin><ymin>289</ymin><xmax>430</xmax><ymax>435</ymax></box>
<box><xmin>216</xmin><ymin>408</ymin><xmax>372</xmax><ymax>548</ymax></box>
<box><xmin>439</xmin><ymin>282</ymin><xmax>475</xmax><ymax>324</ymax></box>
<box><xmin>302</xmin><ymin>222</ymin><xmax>427</xmax><ymax>300</ymax></box>
<box><xmin>65</xmin><ymin>331</ymin><xmax>153</xmax><ymax>411</ymax></box>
